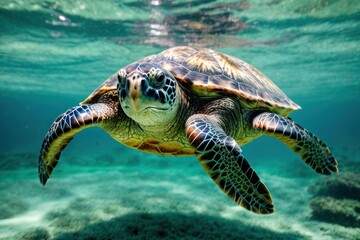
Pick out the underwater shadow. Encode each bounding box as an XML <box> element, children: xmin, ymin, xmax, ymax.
<box><xmin>54</xmin><ymin>212</ymin><xmax>307</xmax><ymax>240</ymax></box>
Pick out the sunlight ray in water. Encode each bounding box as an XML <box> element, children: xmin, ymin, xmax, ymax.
<box><xmin>0</xmin><ymin>0</ymin><xmax>359</xmax><ymax>100</ymax></box>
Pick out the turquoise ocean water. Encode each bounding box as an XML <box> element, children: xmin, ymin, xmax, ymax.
<box><xmin>0</xmin><ymin>1</ymin><xmax>359</xmax><ymax>239</ymax></box>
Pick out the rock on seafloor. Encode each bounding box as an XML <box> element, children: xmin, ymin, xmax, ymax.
<box><xmin>309</xmin><ymin>171</ymin><xmax>360</xmax><ymax>201</ymax></box>
<box><xmin>310</xmin><ymin>197</ymin><xmax>360</xmax><ymax>228</ymax></box>
<box><xmin>309</xmin><ymin>171</ymin><xmax>360</xmax><ymax>228</ymax></box>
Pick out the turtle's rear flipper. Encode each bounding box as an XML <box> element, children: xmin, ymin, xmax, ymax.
<box><xmin>186</xmin><ymin>114</ymin><xmax>274</xmax><ymax>214</ymax></box>
<box><xmin>252</xmin><ymin>112</ymin><xmax>338</xmax><ymax>174</ymax></box>
<box><xmin>38</xmin><ymin>103</ymin><xmax>115</xmax><ymax>185</ymax></box>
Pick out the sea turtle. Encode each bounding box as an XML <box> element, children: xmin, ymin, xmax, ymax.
<box><xmin>38</xmin><ymin>46</ymin><xmax>338</xmax><ymax>214</ymax></box>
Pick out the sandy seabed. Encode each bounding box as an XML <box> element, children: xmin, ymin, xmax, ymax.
<box><xmin>0</xmin><ymin>147</ymin><xmax>359</xmax><ymax>240</ymax></box>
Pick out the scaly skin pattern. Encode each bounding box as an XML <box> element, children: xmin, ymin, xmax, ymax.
<box><xmin>38</xmin><ymin>103</ymin><xmax>116</xmax><ymax>185</ymax></box>
<box><xmin>38</xmin><ymin>46</ymin><xmax>339</xmax><ymax>215</ymax></box>
<box><xmin>252</xmin><ymin>112</ymin><xmax>338</xmax><ymax>174</ymax></box>
<box><xmin>186</xmin><ymin>114</ymin><xmax>274</xmax><ymax>214</ymax></box>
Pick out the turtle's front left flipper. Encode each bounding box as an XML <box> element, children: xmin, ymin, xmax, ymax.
<box><xmin>39</xmin><ymin>103</ymin><xmax>116</xmax><ymax>185</ymax></box>
<box><xmin>186</xmin><ymin>114</ymin><xmax>274</xmax><ymax>214</ymax></box>
<box><xmin>252</xmin><ymin>112</ymin><xmax>338</xmax><ymax>174</ymax></box>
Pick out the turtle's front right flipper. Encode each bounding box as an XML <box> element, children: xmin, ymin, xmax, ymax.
<box><xmin>186</xmin><ymin>114</ymin><xmax>274</xmax><ymax>214</ymax></box>
<box><xmin>39</xmin><ymin>103</ymin><xmax>116</xmax><ymax>185</ymax></box>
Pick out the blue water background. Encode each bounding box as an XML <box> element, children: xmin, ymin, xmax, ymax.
<box><xmin>0</xmin><ymin>1</ymin><xmax>359</xmax><ymax>239</ymax></box>
<box><xmin>1</xmin><ymin>0</ymin><xmax>359</xmax><ymax>159</ymax></box>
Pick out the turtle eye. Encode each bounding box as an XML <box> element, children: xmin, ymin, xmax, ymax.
<box><xmin>147</xmin><ymin>67</ymin><xmax>166</xmax><ymax>88</ymax></box>
<box><xmin>153</xmin><ymin>72</ymin><xmax>165</xmax><ymax>88</ymax></box>
<box><xmin>117</xmin><ymin>69</ymin><xmax>127</xmax><ymax>87</ymax></box>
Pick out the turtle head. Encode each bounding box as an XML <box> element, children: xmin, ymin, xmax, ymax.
<box><xmin>117</xmin><ymin>62</ymin><xmax>180</xmax><ymax>126</ymax></box>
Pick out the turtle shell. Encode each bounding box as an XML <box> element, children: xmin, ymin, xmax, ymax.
<box><xmin>150</xmin><ymin>46</ymin><xmax>300</xmax><ymax>116</ymax></box>
<box><xmin>82</xmin><ymin>46</ymin><xmax>300</xmax><ymax>116</ymax></box>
